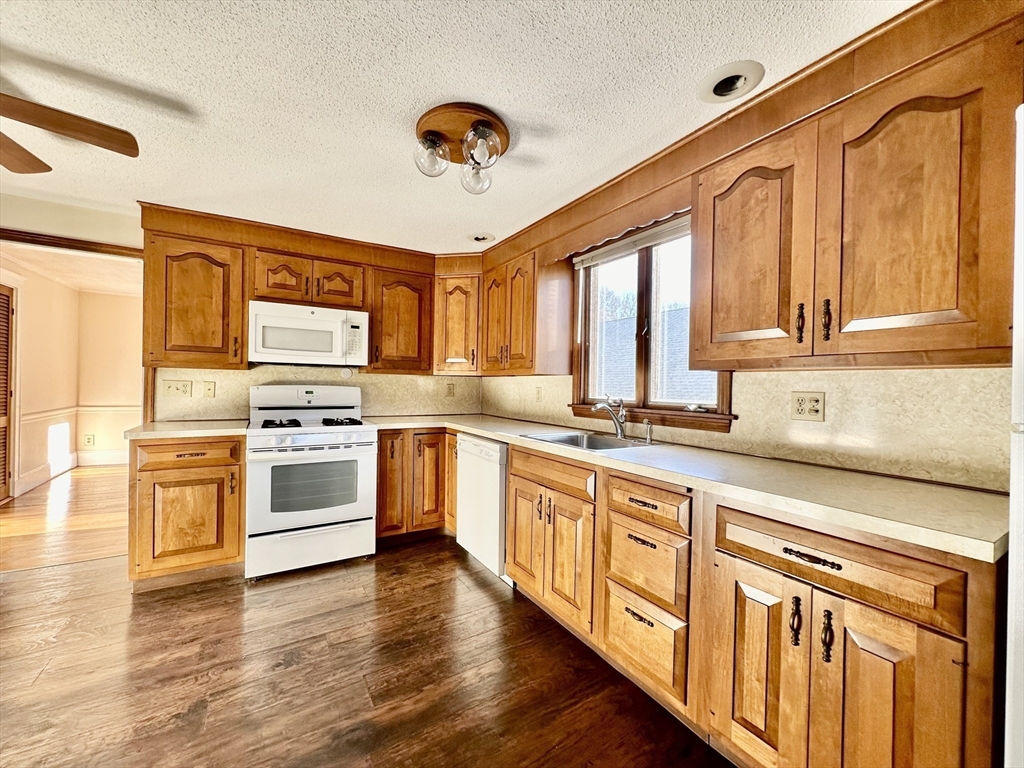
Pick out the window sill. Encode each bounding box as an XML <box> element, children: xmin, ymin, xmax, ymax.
<box><xmin>569</xmin><ymin>404</ymin><xmax>736</xmax><ymax>434</ymax></box>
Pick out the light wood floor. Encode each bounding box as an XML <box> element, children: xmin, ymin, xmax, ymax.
<box><xmin>0</xmin><ymin>466</ymin><xmax>128</xmax><ymax>572</ymax></box>
<box><xmin>0</xmin><ymin>537</ymin><xmax>729</xmax><ymax>767</ymax></box>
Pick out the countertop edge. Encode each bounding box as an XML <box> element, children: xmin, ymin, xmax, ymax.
<box><xmin>126</xmin><ymin>415</ymin><xmax>1008</xmax><ymax>563</ymax></box>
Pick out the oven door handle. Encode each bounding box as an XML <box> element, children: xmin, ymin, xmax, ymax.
<box><xmin>278</xmin><ymin>524</ymin><xmax>355</xmax><ymax>539</ymax></box>
<box><xmin>245</xmin><ymin>444</ymin><xmax>377</xmax><ymax>462</ymax></box>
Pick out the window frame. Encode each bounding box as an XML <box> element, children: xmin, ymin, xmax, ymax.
<box><xmin>570</xmin><ymin>222</ymin><xmax>735</xmax><ymax>433</ymax></box>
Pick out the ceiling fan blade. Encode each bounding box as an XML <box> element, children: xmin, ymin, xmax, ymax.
<box><xmin>0</xmin><ymin>131</ymin><xmax>51</xmax><ymax>173</ymax></box>
<box><xmin>0</xmin><ymin>92</ymin><xmax>139</xmax><ymax>157</ymax></box>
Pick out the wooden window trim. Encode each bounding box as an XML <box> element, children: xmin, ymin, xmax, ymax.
<box><xmin>570</xmin><ymin>232</ymin><xmax>736</xmax><ymax>434</ymax></box>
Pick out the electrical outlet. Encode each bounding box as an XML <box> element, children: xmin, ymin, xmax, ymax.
<box><xmin>535</xmin><ymin>387</ymin><xmax>542</xmax><ymax>402</ymax></box>
<box><xmin>163</xmin><ymin>380</ymin><xmax>192</xmax><ymax>397</ymax></box>
<box><xmin>446</xmin><ymin>383</ymin><xmax>455</xmax><ymax>397</ymax></box>
<box><xmin>203</xmin><ymin>381</ymin><xmax>216</xmax><ymax>398</ymax></box>
<box><xmin>84</xmin><ymin>434</ymin><xmax>95</xmax><ymax>447</ymax></box>
<box><xmin>791</xmin><ymin>391</ymin><xmax>825</xmax><ymax>422</ymax></box>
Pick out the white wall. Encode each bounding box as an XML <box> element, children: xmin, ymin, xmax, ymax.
<box><xmin>0</xmin><ymin>261</ymin><xmax>142</xmax><ymax>495</ymax></box>
<box><xmin>0</xmin><ymin>193</ymin><xmax>142</xmax><ymax>248</ymax></box>
<box><xmin>482</xmin><ymin>369</ymin><xmax>1011</xmax><ymax>492</ymax></box>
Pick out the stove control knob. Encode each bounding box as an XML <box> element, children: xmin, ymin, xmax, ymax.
<box><xmin>284</xmin><ymin>436</ymin><xmax>294</xmax><ymax>446</ymax></box>
<box><xmin>272</xmin><ymin>436</ymin><xmax>284</xmax><ymax>447</ymax></box>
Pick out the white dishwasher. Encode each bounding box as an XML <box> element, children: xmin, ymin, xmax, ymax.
<box><xmin>456</xmin><ymin>434</ymin><xmax>512</xmax><ymax>586</ymax></box>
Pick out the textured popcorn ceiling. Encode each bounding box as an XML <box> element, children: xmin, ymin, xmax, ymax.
<box><xmin>0</xmin><ymin>0</ymin><xmax>913</xmax><ymax>253</ymax></box>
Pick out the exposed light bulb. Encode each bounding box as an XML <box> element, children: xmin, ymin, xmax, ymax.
<box><xmin>414</xmin><ymin>134</ymin><xmax>450</xmax><ymax>177</ymax></box>
<box><xmin>462</xmin><ymin>125</ymin><xmax>500</xmax><ymax>169</ymax></box>
<box><xmin>460</xmin><ymin>162</ymin><xmax>492</xmax><ymax>195</ymax></box>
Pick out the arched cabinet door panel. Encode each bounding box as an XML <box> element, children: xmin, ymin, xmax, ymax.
<box><xmin>313</xmin><ymin>260</ymin><xmax>364</xmax><ymax>309</ymax></box>
<box><xmin>481</xmin><ymin>266</ymin><xmax>507</xmax><ymax>373</ymax></box>
<box><xmin>813</xmin><ymin>27</ymin><xmax>1020</xmax><ymax>356</ymax></box>
<box><xmin>370</xmin><ymin>269</ymin><xmax>433</xmax><ymax>372</ymax></box>
<box><xmin>434</xmin><ymin>275</ymin><xmax>479</xmax><ymax>373</ymax></box>
<box><xmin>691</xmin><ymin>122</ymin><xmax>818</xmax><ymax>367</ymax></box>
<box><xmin>253</xmin><ymin>250</ymin><xmax>311</xmax><ymax>302</ymax></box>
<box><xmin>144</xmin><ymin>235</ymin><xmax>245</xmax><ymax>368</ymax></box>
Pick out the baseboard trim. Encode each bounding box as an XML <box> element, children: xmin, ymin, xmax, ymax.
<box><xmin>77</xmin><ymin>449</ymin><xmax>129</xmax><ymax>466</ymax></box>
<box><xmin>13</xmin><ymin>453</ymin><xmax>78</xmax><ymax>496</ymax></box>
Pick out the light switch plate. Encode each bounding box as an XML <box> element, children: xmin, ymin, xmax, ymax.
<box><xmin>163</xmin><ymin>380</ymin><xmax>192</xmax><ymax>397</ymax></box>
<box><xmin>203</xmin><ymin>381</ymin><xmax>216</xmax><ymax>398</ymax></box>
<box><xmin>791</xmin><ymin>391</ymin><xmax>825</xmax><ymax>421</ymax></box>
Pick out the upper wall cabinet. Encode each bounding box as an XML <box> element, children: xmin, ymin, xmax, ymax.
<box><xmin>144</xmin><ymin>235</ymin><xmax>245</xmax><ymax>369</ymax></box>
<box><xmin>434</xmin><ymin>275</ymin><xmax>480</xmax><ymax>374</ymax></box>
<box><xmin>813</xmin><ymin>28</ymin><xmax>1019</xmax><ymax>358</ymax></box>
<box><xmin>691</xmin><ymin>25</ymin><xmax>1021</xmax><ymax>370</ymax></box>
<box><xmin>691</xmin><ymin>122</ymin><xmax>818</xmax><ymax>366</ymax></box>
<box><xmin>371</xmin><ymin>269</ymin><xmax>433</xmax><ymax>373</ymax></box>
<box><xmin>252</xmin><ymin>249</ymin><xmax>365</xmax><ymax>309</ymax></box>
<box><xmin>482</xmin><ymin>252</ymin><xmax>572</xmax><ymax>376</ymax></box>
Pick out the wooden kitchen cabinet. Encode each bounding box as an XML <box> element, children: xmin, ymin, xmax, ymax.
<box><xmin>808</xmin><ymin>591</ymin><xmax>966</xmax><ymax>768</ymax></box>
<box><xmin>691</xmin><ymin>25</ymin><xmax>1021</xmax><ymax>370</ymax></box>
<box><xmin>541</xmin><ymin>487</ymin><xmax>595</xmax><ymax>630</ymax></box>
<box><xmin>506</xmin><ymin>475</ymin><xmax>546</xmax><ymax>594</ymax></box>
<box><xmin>252</xmin><ymin>249</ymin><xmax>312</xmax><ymax>302</ymax></box>
<box><xmin>376</xmin><ymin>428</ymin><xmax>446</xmax><ymax>537</ymax></box>
<box><xmin>434</xmin><ymin>275</ymin><xmax>479</xmax><ymax>373</ymax></box>
<box><xmin>377</xmin><ymin>430</ymin><xmax>408</xmax><ymax>536</ymax></box>
<box><xmin>506</xmin><ymin>449</ymin><xmax>595</xmax><ymax>633</ymax></box>
<box><xmin>411</xmin><ymin>431</ymin><xmax>445</xmax><ymax>530</ymax></box>
<box><xmin>691</xmin><ymin>122</ymin><xmax>818</xmax><ymax>367</ymax></box>
<box><xmin>129</xmin><ymin>437</ymin><xmax>244</xmax><ymax>580</ymax></box>
<box><xmin>370</xmin><ymin>269</ymin><xmax>433</xmax><ymax>372</ymax></box>
<box><xmin>482</xmin><ymin>252</ymin><xmax>571</xmax><ymax>375</ymax></box>
<box><xmin>143</xmin><ymin>235</ymin><xmax>245</xmax><ymax>369</ymax></box>
<box><xmin>444</xmin><ymin>433</ymin><xmax>458</xmax><ymax>533</ymax></box>
<box><xmin>813</xmin><ymin>27</ymin><xmax>1019</xmax><ymax>358</ymax></box>
<box><xmin>709</xmin><ymin>552</ymin><xmax>812</xmax><ymax>768</ymax></box>
<box><xmin>252</xmin><ymin>249</ymin><xmax>365</xmax><ymax>309</ymax></box>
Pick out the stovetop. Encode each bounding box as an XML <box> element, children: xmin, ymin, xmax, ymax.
<box><xmin>259</xmin><ymin>417</ymin><xmax>363</xmax><ymax>429</ymax></box>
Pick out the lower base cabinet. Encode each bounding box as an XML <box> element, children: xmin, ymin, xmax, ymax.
<box><xmin>129</xmin><ymin>438</ymin><xmax>244</xmax><ymax>580</ymax></box>
<box><xmin>376</xmin><ymin>428</ymin><xmax>447</xmax><ymax>537</ymax></box>
<box><xmin>506</xmin><ymin>453</ymin><xmax>596</xmax><ymax>634</ymax></box>
<box><xmin>445</xmin><ymin>432</ymin><xmax>457</xmax><ymax>532</ymax></box>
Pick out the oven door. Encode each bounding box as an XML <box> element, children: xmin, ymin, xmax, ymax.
<box><xmin>246</xmin><ymin>442</ymin><xmax>376</xmax><ymax>535</ymax></box>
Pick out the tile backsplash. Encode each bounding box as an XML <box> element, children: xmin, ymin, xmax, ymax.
<box><xmin>154</xmin><ymin>366</ymin><xmax>481</xmax><ymax>421</ymax></box>
<box><xmin>481</xmin><ymin>369</ymin><xmax>1011</xmax><ymax>492</ymax></box>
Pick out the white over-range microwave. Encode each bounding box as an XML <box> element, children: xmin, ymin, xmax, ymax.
<box><xmin>248</xmin><ymin>300</ymin><xmax>369</xmax><ymax>366</ymax></box>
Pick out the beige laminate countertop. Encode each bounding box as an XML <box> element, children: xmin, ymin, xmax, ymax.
<box><xmin>126</xmin><ymin>414</ymin><xmax>1009</xmax><ymax>563</ymax></box>
<box><xmin>125</xmin><ymin>420</ymin><xmax>250</xmax><ymax>440</ymax></box>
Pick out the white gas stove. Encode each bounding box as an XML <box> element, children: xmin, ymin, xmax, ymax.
<box><xmin>245</xmin><ymin>385</ymin><xmax>378</xmax><ymax>578</ymax></box>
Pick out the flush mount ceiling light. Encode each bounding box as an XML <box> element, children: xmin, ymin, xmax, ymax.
<box><xmin>697</xmin><ymin>60</ymin><xmax>765</xmax><ymax>104</ymax></box>
<box><xmin>414</xmin><ymin>103</ymin><xmax>510</xmax><ymax>195</ymax></box>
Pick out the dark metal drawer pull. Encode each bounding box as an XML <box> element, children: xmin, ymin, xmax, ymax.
<box><xmin>821</xmin><ymin>609</ymin><xmax>835</xmax><ymax>663</ymax></box>
<box><xmin>789</xmin><ymin>596</ymin><xmax>802</xmax><ymax>646</ymax></box>
<box><xmin>536</xmin><ymin>494</ymin><xmax>543</xmax><ymax>521</ymax></box>
<box><xmin>782</xmin><ymin>547</ymin><xmax>843</xmax><ymax>571</ymax></box>
<box><xmin>627</xmin><ymin>533</ymin><xmax>657</xmax><ymax>550</ymax></box>
<box><xmin>174</xmin><ymin>452</ymin><xmax>207</xmax><ymax>459</ymax></box>
<box><xmin>624</xmin><ymin>607</ymin><xmax>654</xmax><ymax>628</ymax></box>
<box><xmin>627</xmin><ymin>496</ymin><xmax>658</xmax><ymax>511</ymax></box>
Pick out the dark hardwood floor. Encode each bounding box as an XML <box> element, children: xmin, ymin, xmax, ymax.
<box><xmin>0</xmin><ymin>536</ymin><xmax>729</xmax><ymax>767</ymax></box>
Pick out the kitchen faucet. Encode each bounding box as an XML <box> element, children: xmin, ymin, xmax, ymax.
<box><xmin>592</xmin><ymin>394</ymin><xmax>627</xmax><ymax>438</ymax></box>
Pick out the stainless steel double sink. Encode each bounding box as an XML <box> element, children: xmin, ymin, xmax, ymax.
<box><xmin>523</xmin><ymin>431</ymin><xmax>649</xmax><ymax>452</ymax></box>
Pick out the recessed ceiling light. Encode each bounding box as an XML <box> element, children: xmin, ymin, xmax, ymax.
<box><xmin>697</xmin><ymin>60</ymin><xmax>765</xmax><ymax>103</ymax></box>
<box><xmin>470</xmin><ymin>233</ymin><xmax>495</xmax><ymax>243</ymax></box>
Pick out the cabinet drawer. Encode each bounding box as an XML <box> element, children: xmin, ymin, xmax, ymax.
<box><xmin>509</xmin><ymin>449</ymin><xmax>595</xmax><ymax>501</ymax></box>
<box><xmin>605</xmin><ymin>580</ymin><xmax>688</xmax><ymax>703</ymax></box>
<box><xmin>137</xmin><ymin>440</ymin><xmax>241</xmax><ymax>471</ymax></box>
<box><xmin>716</xmin><ymin>505</ymin><xmax>967</xmax><ymax>636</ymax></box>
<box><xmin>608</xmin><ymin>511</ymin><xmax>690</xmax><ymax>619</ymax></box>
<box><xmin>607</xmin><ymin>473</ymin><xmax>691</xmax><ymax>535</ymax></box>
